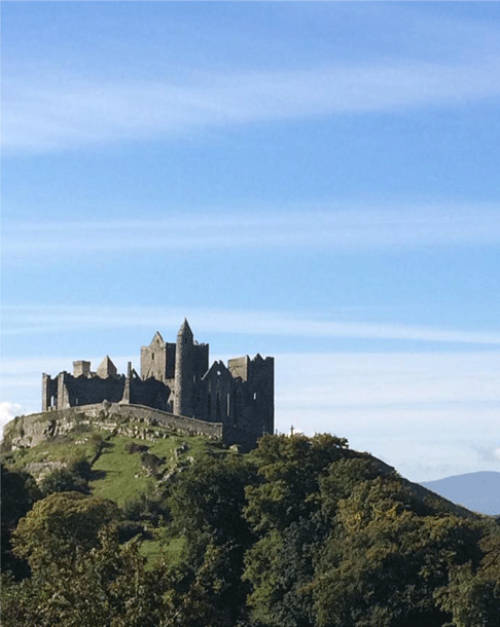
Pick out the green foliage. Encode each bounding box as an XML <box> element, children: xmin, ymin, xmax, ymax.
<box><xmin>1</xmin><ymin>464</ymin><xmax>41</xmax><ymax>578</ymax></box>
<box><xmin>435</xmin><ymin>524</ymin><xmax>500</xmax><ymax>627</ymax></box>
<box><xmin>70</xmin><ymin>456</ymin><xmax>93</xmax><ymax>480</ymax></box>
<box><xmin>166</xmin><ymin>451</ymin><xmax>259</xmax><ymax>624</ymax></box>
<box><xmin>141</xmin><ymin>451</ymin><xmax>165</xmax><ymax>476</ymax></box>
<box><xmin>12</xmin><ymin>491</ymin><xmax>120</xmax><ymax>570</ymax></box>
<box><xmin>245</xmin><ymin>433</ymin><xmax>350</xmax><ymax>533</ymax></box>
<box><xmin>124</xmin><ymin>441</ymin><xmax>150</xmax><ymax>454</ymax></box>
<box><xmin>2</xmin><ymin>526</ymin><xmax>170</xmax><ymax>627</ymax></box>
<box><xmin>242</xmin><ymin>435</ymin><xmax>494</xmax><ymax>627</ymax></box>
<box><xmin>89</xmin><ymin>433</ymin><xmax>215</xmax><ymax>505</ymax></box>
<box><xmin>167</xmin><ymin>450</ymin><xmax>257</xmax><ymax>549</ymax></box>
<box><xmin>89</xmin><ymin>431</ymin><xmax>104</xmax><ymax>454</ymax></box>
<box><xmin>3</xmin><ymin>431</ymin><xmax>500</xmax><ymax>627</ymax></box>
<box><xmin>40</xmin><ymin>467</ymin><xmax>89</xmax><ymax>495</ymax></box>
<box><xmin>122</xmin><ymin>486</ymin><xmax>169</xmax><ymax>526</ymax></box>
<box><xmin>243</xmin><ymin>434</ymin><xmax>356</xmax><ymax>625</ymax></box>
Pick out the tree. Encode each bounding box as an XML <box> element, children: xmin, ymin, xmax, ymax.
<box><xmin>166</xmin><ymin>452</ymin><xmax>258</xmax><ymax>625</ymax></box>
<box><xmin>2</xmin><ymin>526</ymin><xmax>170</xmax><ymax>627</ymax></box>
<box><xmin>39</xmin><ymin>467</ymin><xmax>89</xmax><ymax>496</ymax></box>
<box><xmin>310</xmin><ymin>478</ymin><xmax>484</xmax><ymax>627</ymax></box>
<box><xmin>243</xmin><ymin>434</ymin><xmax>355</xmax><ymax>626</ymax></box>
<box><xmin>1</xmin><ymin>463</ymin><xmax>40</xmax><ymax>578</ymax></box>
<box><xmin>12</xmin><ymin>491</ymin><xmax>120</xmax><ymax>571</ymax></box>
<box><xmin>244</xmin><ymin>433</ymin><xmax>350</xmax><ymax>534</ymax></box>
<box><xmin>435</xmin><ymin>522</ymin><xmax>500</xmax><ymax>627</ymax></box>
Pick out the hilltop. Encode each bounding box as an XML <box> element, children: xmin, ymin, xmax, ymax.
<box><xmin>1</xmin><ymin>403</ymin><xmax>474</xmax><ymax>518</ymax></box>
<box><xmin>2</xmin><ymin>404</ymin><xmax>500</xmax><ymax>627</ymax></box>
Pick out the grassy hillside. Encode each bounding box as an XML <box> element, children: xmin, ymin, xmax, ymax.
<box><xmin>3</xmin><ymin>410</ymin><xmax>499</xmax><ymax>627</ymax></box>
<box><xmin>1</xmin><ymin>412</ymin><xmax>235</xmax><ymax>568</ymax></box>
<box><xmin>2</xmin><ymin>418</ymin><xmax>230</xmax><ymax>499</ymax></box>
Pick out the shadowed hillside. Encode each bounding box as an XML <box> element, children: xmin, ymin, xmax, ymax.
<box><xmin>2</xmin><ymin>406</ymin><xmax>499</xmax><ymax>627</ymax></box>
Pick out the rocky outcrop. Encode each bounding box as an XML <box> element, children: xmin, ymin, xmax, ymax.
<box><xmin>1</xmin><ymin>402</ymin><xmax>224</xmax><ymax>453</ymax></box>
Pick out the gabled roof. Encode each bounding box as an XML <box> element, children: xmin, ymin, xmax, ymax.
<box><xmin>97</xmin><ymin>355</ymin><xmax>118</xmax><ymax>378</ymax></box>
<box><xmin>202</xmin><ymin>360</ymin><xmax>232</xmax><ymax>382</ymax></box>
<box><xmin>150</xmin><ymin>331</ymin><xmax>165</xmax><ymax>346</ymax></box>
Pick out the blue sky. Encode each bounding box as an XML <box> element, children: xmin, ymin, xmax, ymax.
<box><xmin>1</xmin><ymin>2</ymin><xmax>499</xmax><ymax>482</ymax></box>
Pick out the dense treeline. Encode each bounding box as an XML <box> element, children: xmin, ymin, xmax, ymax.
<box><xmin>2</xmin><ymin>434</ymin><xmax>500</xmax><ymax>626</ymax></box>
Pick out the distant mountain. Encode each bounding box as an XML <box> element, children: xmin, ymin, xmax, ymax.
<box><xmin>421</xmin><ymin>471</ymin><xmax>500</xmax><ymax>516</ymax></box>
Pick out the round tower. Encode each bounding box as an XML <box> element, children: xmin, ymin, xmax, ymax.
<box><xmin>174</xmin><ymin>319</ymin><xmax>194</xmax><ymax>417</ymax></box>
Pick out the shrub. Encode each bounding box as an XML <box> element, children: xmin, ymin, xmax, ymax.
<box><xmin>122</xmin><ymin>490</ymin><xmax>169</xmax><ymax>526</ymax></box>
<box><xmin>141</xmin><ymin>452</ymin><xmax>164</xmax><ymax>476</ymax></box>
<box><xmin>40</xmin><ymin>468</ymin><xmax>89</xmax><ymax>496</ymax></box>
<box><xmin>124</xmin><ymin>442</ymin><xmax>150</xmax><ymax>454</ymax></box>
<box><xmin>70</xmin><ymin>458</ymin><xmax>93</xmax><ymax>481</ymax></box>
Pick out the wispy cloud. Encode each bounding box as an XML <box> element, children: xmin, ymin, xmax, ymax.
<box><xmin>0</xmin><ymin>402</ymin><xmax>26</xmax><ymax>434</ymax></box>
<box><xmin>3</xmin><ymin>204</ymin><xmax>500</xmax><ymax>258</ymax></box>
<box><xmin>3</xmin><ymin>55</ymin><xmax>500</xmax><ymax>153</ymax></box>
<box><xmin>276</xmin><ymin>352</ymin><xmax>500</xmax><ymax>408</ymax></box>
<box><xmin>3</xmin><ymin>305</ymin><xmax>500</xmax><ymax>346</ymax></box>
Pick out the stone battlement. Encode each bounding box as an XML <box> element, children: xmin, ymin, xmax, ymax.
<box><xmin>41</xmin><ymin>320</ymin><xmax>274</xmax><ymax>449</ymax></box>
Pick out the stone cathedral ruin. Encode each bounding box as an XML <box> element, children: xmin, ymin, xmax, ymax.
<box><xmin>41</xmin><ymin>320</ymin><xmax>274</xmax><ymax>448</ymax></box>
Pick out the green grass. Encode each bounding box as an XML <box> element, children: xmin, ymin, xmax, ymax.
<box><xmin>3</xmin><ymin>430</ymin><xmax>106</xmax><ymax>472</ymax></box>
<box><xmin>3</xmin><ymin>413</ymin><xmax>232</xmax><ymax>526</ymax></box>
<box><xmin>140</xmin><ymin>535</ymin><xmax>186</xmax><ymax>570</ymax></box>
<box><xmin>89</xmin><ymin>432</ymin><xmax>227</xmax><ymax>505</ymax></box>
<box><xmin>90</xmin><ymin>436</ymin><xmax>164</xmax><ymax>505</ymax></box>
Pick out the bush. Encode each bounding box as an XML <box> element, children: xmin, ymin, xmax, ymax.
<box><xmin>122</xmin><ymin>490</ymin><xmax>169</xmax><ymax>526</ymax></box>
<box><xmin>40</xmin><ymin>468</ymin><xmax>89</xmax><ymax>496</ymax></box>
<box><xmin>141</xmin><ymin>452</ymin><xmax>164</xmax><ymax>476</ymax></box>
<box><xmin>66</xmin><ymin>455</ymin><xmax>93</xmax><ymax>481</ymax></box>
<box><xmin>124</xmin><ymin>442</ymin><xmax>150</xmax><ymax>454</ymax></box>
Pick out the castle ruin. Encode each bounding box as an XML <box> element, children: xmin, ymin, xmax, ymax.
<box><xmin>41</xmin><ymin>320</ymin><xmax>274</xmax><ymax>448</ymax></box>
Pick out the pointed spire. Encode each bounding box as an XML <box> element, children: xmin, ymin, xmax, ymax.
<box><xmin>177</xmin><ymin>318</ymin><xmax>193</xmax><ymax>338</ymax></box>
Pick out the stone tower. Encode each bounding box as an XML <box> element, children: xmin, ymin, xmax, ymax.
<box><xmin>40</xmin><ymin>319</ymin><xmax>273</xmax><ymax>449</ymax></box>
<box><xmin>174</xmin><ymin>319</ymin><xmax>194</xmax><ymax>417</ymax></box>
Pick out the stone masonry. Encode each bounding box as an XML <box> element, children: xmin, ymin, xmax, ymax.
<box><xmin>41</xmin><ymin>320</ymin><xmax>274</xmax><ymax>448</ymax></box>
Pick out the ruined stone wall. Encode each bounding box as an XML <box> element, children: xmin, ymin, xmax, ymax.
<box><xmin>141</xmin><ymin>336</ymin><xmax>176</xmax><ymax>382</ymax></box>
<box><xmin>187</xmin><ymin>355</ymin><xmax>274</xmax><ymax>450</ymax></box>
<box><xmin>65</xmin><ymin>374</ymin><xmax>127</xmax><ymax>407</ymax></box>
<box><xmin>218</xmin><ymin>355</ymin><xmax>274</xmax><ymax>448</ymax></box>
<box><xmin>73</xmin><ymin>361</ymin><xmax>91</xmax><ymax>377</ymax></box>
<box><xmin>202</xmin><ymin>361</ymin><xmax>237</xmax><ymax>424</ymax></box>
<box><xmin>129</xmin><ymin>376</ymin><xmax>173</xmax><ymax>411</ymax></box>
<box><xmin>42</xmin><ymin>374</ymin><xmax>57</xmax><ymax>411</ymax></box>
<box><xmin>1</xmin><ymin>402</ymin><xmax>223</xmax><ymax>452</ymax></box>
<box><xmin>38</xmin><ymin>322</ymin><xmax>274</xmax><ymax>450</ymax></box>
<box><xmin>193</xmin><ymin>343</ymin><xmax>209</xmax><ymax>378</ymax></box>
<box><xmin>248</xmin><ymin>355</ymin><xmax>275</xmax><ymax>435</ymax></box>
